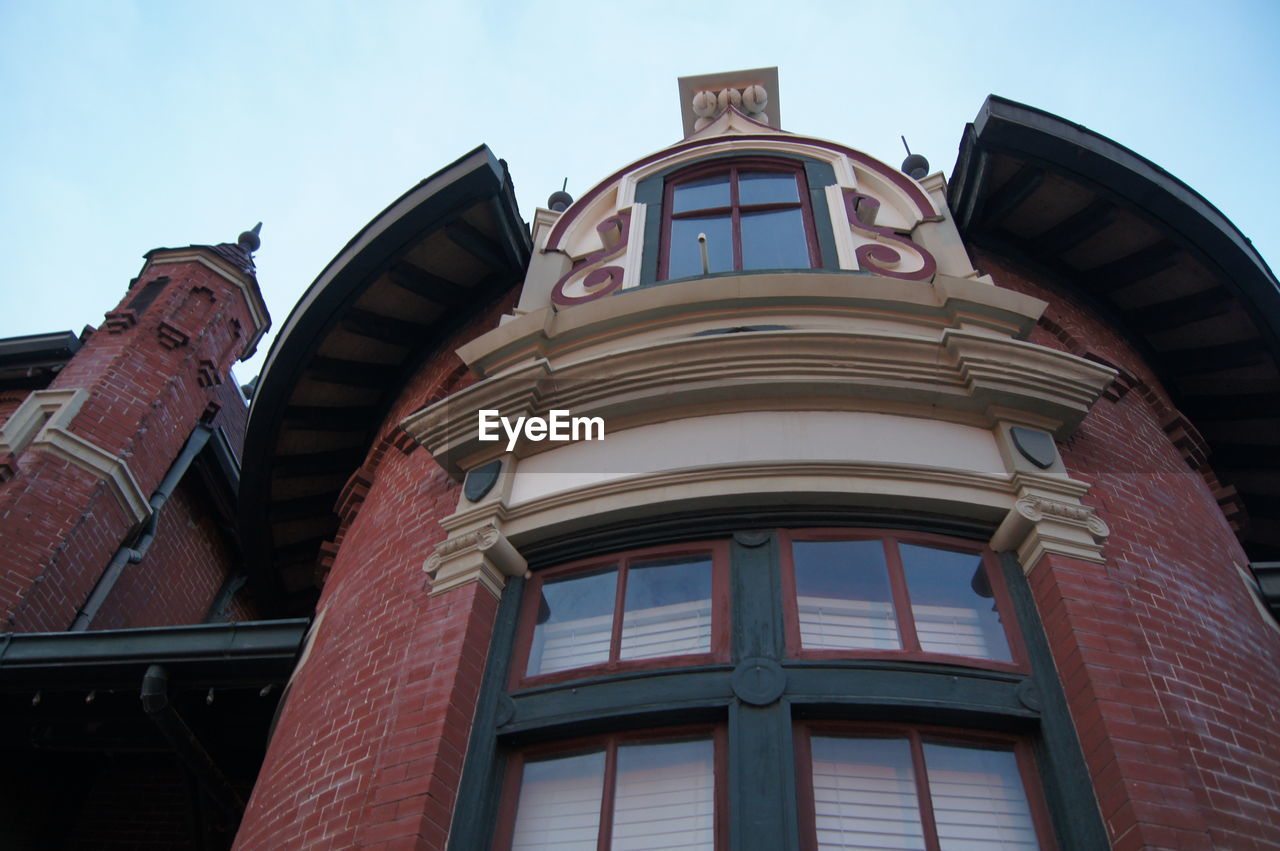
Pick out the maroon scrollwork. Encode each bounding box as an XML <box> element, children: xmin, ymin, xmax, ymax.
<box><xmin>842</xmin><ymin>190</ymin><xmax>938</xmax><ymax>282</ymax></box>
<box><xmin>550</xmin><ymin>210</ymin><xmax>633</xmax><ymax>306</ymax></box>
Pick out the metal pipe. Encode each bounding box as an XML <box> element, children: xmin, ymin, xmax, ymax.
<box><xmin>698</xmin><ymin>232</ymin><xmax>710</xmax><ymax>274</ymax></box>
<box><xmin>70</xmin><ymin>426</ymin><xmax>213</xmax><ymax>630</ymax></box>
<box><xmin>140</xmin><ymin>663</ymin><xmax>245</xmax><ymax>819</ymax></box>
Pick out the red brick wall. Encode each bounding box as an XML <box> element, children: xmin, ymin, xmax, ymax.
<box><xmin>235</xmin><ymin>293</ymin><xmax>515</xmax><ymax>850</ymax></box>
<box><xmin>0</xmin><ymin>255</ymin><xmax>261</xmax><ymax>632</ymax></box>
<box><xmin>0</xmin><ymin>391</ymin><xmax>27</xmax><ymax>430</ymax></box>
<box><xmin>980</xmin><ymin>251</ymin><xmax>1280</xmax><ymax>849</ymax></box>
<box><xmin>91</xmin><ymin>479</ymin><xmax>253</xmax><ymax>629</ymax></box>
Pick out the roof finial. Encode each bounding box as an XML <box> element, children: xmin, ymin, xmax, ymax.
<box><xmin>238</xmin><ymin>222</ymin><xmax>263</xmax><ymax>254</ymax></box>
<box><xmin>900</xmin><ymin>137</ymin><xmax>930</xmax><ymax>180</ymax></box>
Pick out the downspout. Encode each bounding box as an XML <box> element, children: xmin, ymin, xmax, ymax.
<box><xmin>140</xmin><ymin>664</ymin><xmax>245</xmax><ymax>819</ymax></box>
<box><xmin>70</xmin><ymin>425</ymin><xmax>214</xmax><ymax>631</ymax></box>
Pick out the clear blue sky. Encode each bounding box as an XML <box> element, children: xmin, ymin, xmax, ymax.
<box><xmin>2</xmin><ymin>0</ymin><xmax>1277</xmax><ymax>383</ymax></box>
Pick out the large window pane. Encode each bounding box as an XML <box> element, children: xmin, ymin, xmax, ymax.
<box><xmin>620</xmin><ymin>556</ymin><xmax>713</xmax><ymax>661</ymax></box>
<box><xmin>672</xmin><ymin>175</ymin><xmax>730</xmax><ymax>213</ymax></box>
<box><xmin>669</xmin><ymin>216</ymin><xmax>732</xmax><ymax>278</ymax></box>
<box><xmin>899</xmin><ymin>545</ymin><xmax>1012</xmax><ymax>662</ymax></box>
<box><xmin>811</xmin><ymin>737</ymin><xmax>925</xmax><ymax>851</ymax></box>
<box><xmin>612</xmin><ymin>739</ymin><xmax>715</xmax><ymax>850</ymax></box>
<box><xmin>795</xmin><ymin>541</ymin><xmax>900</xmax><ymax>650</ymax></box>
<box><xmin>739</xmin><ymin>171</ymin><xmax>800</xmax><ymax>205</ymax></box>
<box><xmin>528</xmin><ymin>569</ymin><xmax>617</xmax><ymax>675</ymax></box>
<box><xmin>922</xmin><ymin>744</ymin><xmax>1039</xmax><ymax>851</ymax></box>
<box><xmin>511</xmin><ymin>751</ymin><xmax>605</xmax><ymax>850</ymax></box>
<box><xmin>740</xmin><ymin>208</ymin><xmax>811</xmax><ymax>270</ymax></box>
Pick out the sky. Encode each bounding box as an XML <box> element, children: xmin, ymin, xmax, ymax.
<box><xmin>1</xmin><ymin>0</ymin><xmax>1277</xmax><ymax>386</ymax></box>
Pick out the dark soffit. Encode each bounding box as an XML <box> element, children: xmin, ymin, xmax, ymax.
<box><xmin>950</xmin><ymin>95</ymin><xmax>1280</xmax><ymax>560</ymax></box>
<box><xmin>238</xmin><ymin>146</ymin><xmax>531</xmax><ymax>613</ymax></box>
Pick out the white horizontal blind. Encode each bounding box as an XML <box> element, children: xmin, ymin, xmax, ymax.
<box><xmin>798</xmin><ymin>595</ymin><xmax>900</xmax><ymax>650</ymax></box>
<box><xmin>619</xmin><ymin>598</ymin><xmax>712</xmax><ymax>660</ymax></box>
<box><xmin>922</xmin><ymin>743</ymin><xmax>1039</xmax><ymax>850</ymax></box>
<box><xmin>900</xmin><ymin>545</ymin><xmax>1011</xmax><ymax>662</ymax></box>
<box><xmin>810</xmin><ymin>737</ymin><xmax>925</xmax><ymax>851</ymax></box>
<box><xmin>511</xmin><ymin>750</ymin><xmax>605</xmax><ymax>851</ymax></box>
<box><xmin>532</xmin><ymin>611</ymin><xmax>613</xmax><ymax>674</ymax></box>
<box><xmin>611</xmin><ymin>739</ymin><xmax>715</xmax><ymax>850</ymax></box>
<box><xmin>527</xmin><ymin>569</ymin><xmax>617</xmax><ymax>676</ymax></box>
<box><xmin>912</xmin><ymin>604</ymin><xmax>991</xmax><ymax>658</ymax></box>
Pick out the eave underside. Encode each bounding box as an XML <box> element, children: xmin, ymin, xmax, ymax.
<box><xmin>950</xmin><ymin>96</ymin><xmax>1280</xmax><ymax>560</ymax></box>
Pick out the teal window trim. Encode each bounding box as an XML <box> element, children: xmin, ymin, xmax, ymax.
<box><xmin>448</xmin><ymin>521</ymin><xmax>1108</xmax><ymax>851</ymax></box>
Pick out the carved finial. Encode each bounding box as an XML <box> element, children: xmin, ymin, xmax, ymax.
<box><xmin>237</xmin><ymin>222</ymin><xmax>263</xmax><ymax>254</ymax></box>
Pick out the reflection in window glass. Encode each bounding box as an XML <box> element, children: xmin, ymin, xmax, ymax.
<box><xmin>810</xmin><ymin>737</ymin><xmax>925</xmax><ymax>851</ymax></box>
<box><xmin>620</xmin><ymin>556</ymin><xmax>713</xmax><ymax>661</ymax></box>
<box><xmin>922</xmin><ymin>743</ymin><xmax>1038</xmax><ymax>850</ymax></box>
<box><xmin>528</xmin><ymin>569</ymin><xmax>617</xmax><ymax>675</ymax></box>
<box><xmin>672</xmin><ymin>175</ymin><xmax>731</xmax><ymax>213</ymax></box>
<box><xmin>669</xmin><ymin>216</ymin><xmax>732</xmax><ymax>278</ymax></box>
<box><xmin>900</xmin><ymin>545</ymin><xmax>1012</xmax><ymax>662</ymax></box>
<box><xmin>511</xmin><ymin>751</ymin><xmax>605</xmax><ymax>850</ymax></box>
<box><xmin>741</xmin><ymin>208</ymin><xmax>810</xmax><ymax>270</ymax></box>
<box><xmin>612</xmin><ymin>739</ymin><xmax>715</xmax><ymax>850</ymax></box>
<box><xmin>738</xmin><ymin>171</ymin><xmax>799</xmax><ymax>205</ymax></box>
<box><xmin>795</xmin><ymin>541</ymin><xmax>900</xmax><ymax>650</ymax></box>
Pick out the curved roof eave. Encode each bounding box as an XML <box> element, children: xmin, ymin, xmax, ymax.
<box><xmin>950</xmin><ymin>95</ymin><xmax>1280</xmax><ymax>560</ymax></box>
<box><xmin>238</xmin><ymin>146</ymin><xmax>531</xmax><ymax>613</ymax></box>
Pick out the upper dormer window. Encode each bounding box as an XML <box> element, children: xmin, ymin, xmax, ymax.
<box><xmin>659</xmin><ymin>159</ymin><xmax>819</xmax><ymax>280</ymax></box>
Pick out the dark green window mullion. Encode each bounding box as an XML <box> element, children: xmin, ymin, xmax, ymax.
<box><xmin>728</xmin><ymin>532</ymin><xmax>801</xmax><ymax>850</ymax></box>
<box><xmin>446</xmin><ymin>575</ymin><xmax>526</xmax><ymax>851</ymax></box>
<box><xmin>996</xmin><ymin>552</ymin><xmax>1109</xmax><ymax>850</ymax></box>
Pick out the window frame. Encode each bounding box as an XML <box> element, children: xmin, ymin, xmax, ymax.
<box><xmin>493</xmin><ymin>725</ymin><xmax>729</xmax><ymax>851</ymax></box>
<box><xmin>510</xmin><ymin>540</ymin><xmax>732</xmax><ymax>689</ymax></box>
<box><xmin>657</xmin><ymin>157</ymin><xmax>822</xmax><ymax>281</ymax></box>
<box><xmin>794</xmin><ymin>722</ymin><xmax>1057</xmax><ymax>851</ymax></box>
<box><xmin>780</xmin><ymin>529</ymin><xmax>1029</xmax><ymax>673</ymax></box>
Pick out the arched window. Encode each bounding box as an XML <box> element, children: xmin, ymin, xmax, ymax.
<box><xmin>659</xmin><ymin>159</ymin><xmax>821</xmax><ymax>280</ymax></box>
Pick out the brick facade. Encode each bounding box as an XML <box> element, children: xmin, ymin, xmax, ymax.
<box><xmin>0</xmin><ymin>250</ymin><xmax>260</xmax><ymax>632</ymax></box>
<box><xmin>979</xmin><ymin>251</ymin><xmax>1280</xmax><ymax>849</ymax></box>
<box><xmin>234</xmin><ymin>293</ymin><xmax>515</xmax><ymax>850</ymax></box>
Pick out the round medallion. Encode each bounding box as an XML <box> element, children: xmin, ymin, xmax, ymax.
<box><xmin>731</xmin><ymin>657</ymin><xmax>786</xmax><ymax>706</ymax></box>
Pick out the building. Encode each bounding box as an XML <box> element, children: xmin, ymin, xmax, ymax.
<box><xmin>2</xmin><ymin>68</ymin><xmax>1278</xmax><ymax>849</ymax></box>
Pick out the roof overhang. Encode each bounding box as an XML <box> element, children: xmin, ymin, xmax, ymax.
<box><xmin>950</xmin><ymin>96</ymin><xmax>1280</xmax><ymax>559</ymax></box>
<box><xmin>0</xmin><ymin>331</ymin><xmax>81</xmax><ymax>392</ymax></box>
<box><xmin>238</xmin><ymin>146</ymin><xmax>531</xmax><ymax>613</ymax></box>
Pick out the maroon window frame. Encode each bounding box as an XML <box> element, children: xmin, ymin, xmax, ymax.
<box><xmin>511</xmin><ymin>541</ymin><xmax>731</xmax><ymax>689</ymax></box>
<box><xmin>780</xmin><ymin>529</ymin><xmax>1028</xmax><ymax>673</ymax></box>
<box><xmin>794</xmin><ymin>723</ymin><xmax>1056</xmax><ymax>851</ymax></box>
<box><xmin>493</xmin><ymin>726</ymin><xmax>729</xmax><ymax>851</ymax></box>
<box><xmin>657</xmin><ymin>158</ymin><xmax>821</xmax><ymax>280</ymax></box>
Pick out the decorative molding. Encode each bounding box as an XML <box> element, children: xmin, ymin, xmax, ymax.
<box><xmin>33</xmin><ymin>427</ymin><xmax>151</xmax><ymax>525</ymax></box>
<box><xmin>0</xmin><ymin>389</ymin><xmax>150</xmax><ymax>524</ymax></box>
<box><xmin>0</xmin><ymin>389</ymin><xmax>88</xmax><ymax>458</ymax></box>
<box><xmin>550</xmin><ymin>209</ymin><xmax>633</xmax><ymax>306</ymax></box>
<box><xmin>406</xmin><ymin>323</ymin><xmax>1114</xmax><ymax>479</ymax></box>
<box><xmin>103</xmin><ymin>309</ymin><xmax>138</xmax><ymax>334</ymax></box>
<box><xmin>841</xmin><ymin>189</ymin><xmax>938</xmax><ymax>281</ymax></box>
<box><xmin>423</xmin><ymin>521</ymin><xmax>528</xmax><ymax>598</ymax></box>
<box><xmin>142</xmin><ymin>249</ymin><xmax>269</xmax><ymax>358</ymax></box>
<box><xmin>990</xmin><ymin>490</ymin><xmax>1110</xmax><ymax>572</ymax></box>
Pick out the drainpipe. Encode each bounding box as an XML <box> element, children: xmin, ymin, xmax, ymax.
<box><xmin>70</xmin><ymin>426</ymin><xmax>213</xmax><ymax>631</ymax></box>
<box><xmin>140</xmin><ymin>664</ymin><xmax>245</xmax><ymax>819</ymax></box>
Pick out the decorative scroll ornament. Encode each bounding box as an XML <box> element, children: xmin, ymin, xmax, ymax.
<box><xmin>423</xmin><ymin>522</ymin><xmax>528</xmax><ymax>598</ymax></box>
<box><xmin>550</xmin><ymin>209</ymin><xmax>633</xmax><ymax>306</ymax></box>
<box><xmin>842</xmin><ymin>189</ymin><xmax>937</xmax><ymax>281</ymax></box>
<box><xmin>1014</xmin><ymin>494</ymin><xmax>1110</xmax><ymax>540</ymax></box>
